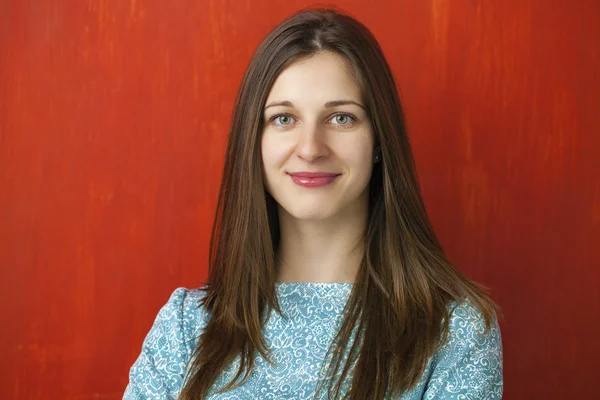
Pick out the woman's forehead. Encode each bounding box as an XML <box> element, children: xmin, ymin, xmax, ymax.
<box><xmin>265</xmin><ymin>52</ymin><xmax>364</xmax><ymax>106</ymax></box>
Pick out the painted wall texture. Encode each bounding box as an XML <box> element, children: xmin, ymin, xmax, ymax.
<box><xmin>1</xmin><ymin>0</ymin><xmax>598</xmax><ymax>398</ymax></box>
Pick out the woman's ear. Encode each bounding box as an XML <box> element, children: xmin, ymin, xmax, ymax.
<box><xmin>373</xmin><ymin>145</ymin><xmax>382</xmax><ymax>163</ymax></box>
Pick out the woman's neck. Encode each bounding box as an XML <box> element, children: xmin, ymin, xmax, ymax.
<box><xmin>275</xmin><ymin>203</ymin><xmax>367</xmax><ymax>284</ymax></box>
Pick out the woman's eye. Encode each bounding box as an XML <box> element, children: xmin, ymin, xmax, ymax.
<box><xmin>273</xmin><ymin>115</ymin><xmax>295</xmax><ymax>126</ymax></box>
<box><xmin>330</xmin><ymin>113</ymin><xmax>355</xmax><ymax>126</ymax></box>
<box><xmin>269</xmin><ymin>113</ymin><xmax>355</xmax><ymax>128</ymax></box>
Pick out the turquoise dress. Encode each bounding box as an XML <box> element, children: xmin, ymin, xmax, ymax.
<box><xmin>124</xmin><ymin>283</ymin><xmax>503</xmax><ymax>399</ymax></box>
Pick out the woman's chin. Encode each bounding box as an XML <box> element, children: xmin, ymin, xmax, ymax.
<box><xmin>281</xmin><ymin>205</ymin><xmax>338</xmax><ymax>222</ymax></box>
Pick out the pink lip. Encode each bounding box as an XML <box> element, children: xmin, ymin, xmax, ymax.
<box><xmin>288</xmin><ymin>171</ymin><xmax>341</xmax><ymax>188</ymax></box>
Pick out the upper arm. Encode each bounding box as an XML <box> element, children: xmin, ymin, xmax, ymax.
<box><xmin>123</xmin><ymin>288</ymin><xmax>194</xmax><ymax>400</ymax></box>
<box><xmin>424</xmin><ymin>302</ymin><xmax>503</xmax><ymax>400</ymax></box>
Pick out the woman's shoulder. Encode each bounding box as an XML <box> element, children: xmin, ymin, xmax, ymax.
<box><xmin>420</xmin><ymin>299</ymin><xmax>503</xmax><ymax>399</ymax></box>
<box><xmin>437</xmin><ymin>298</ymin><xmax>502</xmax><ymax>359</ymax></box>
<box><xmin>159</xmin><ymin>286</ymin><xmax>211</xmax><ymax>339</ymax></box>
<box><xmin>447</xmin><ymin>299</ymin><xmax>499</xmax><ymax>335</ymax></box>
<box><xmin>124</xmin><ymin>286</ymin><xmax>211</xmax><ymax>399</ymax></box>
<box><xmin>138</xmin><ymin>286</ymin><xmax>212</xmax><ymax>360</ymax></box>
<box><xmin>164</xmin><ymin>286</ymin><xmax>209</xmax><ymax>312</ymax></box>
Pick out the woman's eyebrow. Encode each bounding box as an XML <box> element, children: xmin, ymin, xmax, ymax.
<box><xmin>324</xmin><ymin>100</ymin><xmax>366</xmax><ymax>110</ymax></box>
<box><xmin>264</xmin><ymin>99</ymin><xmax>366</xmax><ymax>110</ymax></box>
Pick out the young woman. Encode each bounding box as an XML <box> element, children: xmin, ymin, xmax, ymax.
<box><xmin>125</xmin><ymin>8</ymin><xmax>503</xmax><ymax>400</ymax></box>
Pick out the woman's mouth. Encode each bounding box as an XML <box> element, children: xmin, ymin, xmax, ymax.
<box><xmin>287</xmin><ymin>172</ymin><xmax>341</xmax><ymax>188</ymax></box>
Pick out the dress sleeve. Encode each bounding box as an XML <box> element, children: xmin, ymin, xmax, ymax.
<box><xmin>423</xmin><ymin>302</ymin><xmax>503</xmax><ymax>400</ymax></box>
<box><xmin>123</xmin><ymin>288</ymin><xmax>195</xmax><ymax>400</ymax></box>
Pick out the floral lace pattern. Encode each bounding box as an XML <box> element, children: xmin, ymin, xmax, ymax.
<box><xmin>124</xmin><ymin>283</ymin><xmax>502</xmax><ymax>399</ymax></box>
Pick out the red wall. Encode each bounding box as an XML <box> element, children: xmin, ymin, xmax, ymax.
<box><xmin>1</xmin><ymin>1</ymin><xmax>598</xmax><ymax>398</ymax></box>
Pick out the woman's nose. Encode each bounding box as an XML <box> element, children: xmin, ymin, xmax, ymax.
<box><xmin>295</xmin><ymin>124</ymin><xmax>329</xmax><ymax>162</ymax></box>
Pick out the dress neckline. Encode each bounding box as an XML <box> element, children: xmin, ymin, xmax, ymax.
<box><xmin>274</xmin><ymin>282</ymin><xmax>353</xmax><ymax>286</ymax></box>
<box><xmin>272</xmin><ymin>282</ymin><xmax>353</xmax><ymax>318</ymax></box>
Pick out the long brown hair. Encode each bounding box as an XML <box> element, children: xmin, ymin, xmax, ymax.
<box><xmin>179</xmin><ymin>7</ymin><xmax>500</xmax><ymax>400</ymax></box>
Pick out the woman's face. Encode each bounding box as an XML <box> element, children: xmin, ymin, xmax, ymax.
<box><xmin>261</xmin><ymin>51</ymin><xmax>375</xmax><ymax>222</ymax></box>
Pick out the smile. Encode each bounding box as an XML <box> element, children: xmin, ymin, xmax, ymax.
<box><xmin>287</xmin><ymin>172</ymin><xmax>341</xmax><ymax>188</ymax></box>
